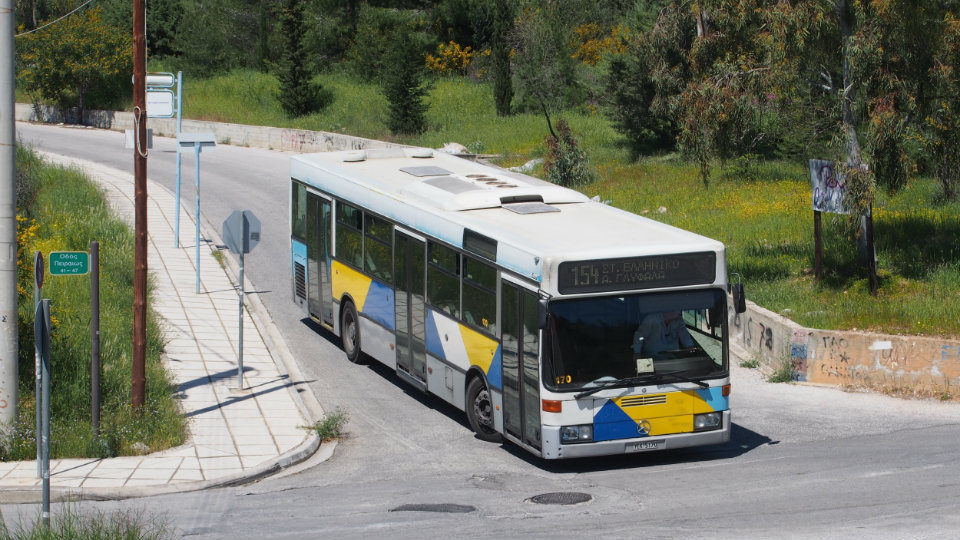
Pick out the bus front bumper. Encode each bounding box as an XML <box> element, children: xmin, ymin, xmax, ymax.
<box><xmin>540</xmin><ymin>410</ymin><xmax>731</xmax><ymax>459</ymax></box>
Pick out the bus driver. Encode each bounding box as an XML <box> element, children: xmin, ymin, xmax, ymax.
<box><xmin>632</xmin><ymin>311</ymin><xmax>695</xmax><ymax>358</ymax></box>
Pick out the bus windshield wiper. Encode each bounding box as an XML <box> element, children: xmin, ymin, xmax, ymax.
<box><xmin>574</xmin><ymin>371</ymin><xmax>708</xmax><ymax>399</ymax></box>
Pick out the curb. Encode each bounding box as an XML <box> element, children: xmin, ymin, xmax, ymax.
<box><xmin>0</xmin><ymin>152</ymin><xmax>334</xmax><ymax>503</ymax></box>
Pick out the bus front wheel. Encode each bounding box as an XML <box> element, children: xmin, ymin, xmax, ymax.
<box><xmin>466</xmin><ymin>377</ymin><xmax>502</xmax><ymax>443</ymax></box>
<box><xmin>340</xmin><ymin>302</ymin><xmax>364</xmax><ymax>364</ymax></box>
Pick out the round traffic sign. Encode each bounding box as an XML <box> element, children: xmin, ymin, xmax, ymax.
<box><xmin>34</xmin><ymin>251</ymin><xmax>44</xmax><ymax>290</ymax></box>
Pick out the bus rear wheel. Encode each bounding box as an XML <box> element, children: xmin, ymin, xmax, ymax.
<box><xmin>466</xmin><ymin>377</ymin><xmax>502</xmax><ymax>443</ymax></box>
<box><xmin>340</xmin><ymin>301</ymin><xmax>364</xmax><ymax>364</ymax></box>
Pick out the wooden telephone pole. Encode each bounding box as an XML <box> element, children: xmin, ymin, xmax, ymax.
<box><xmin>132</xmin><ymin>0</ymin><xmax>147</xmax><ymax>408</ymax></box>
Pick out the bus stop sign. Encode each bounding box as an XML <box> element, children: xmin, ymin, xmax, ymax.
<box><xmin>222</xmin><ymin>210</ymin><xmax>261</xmax><ymax>254</ymax></box>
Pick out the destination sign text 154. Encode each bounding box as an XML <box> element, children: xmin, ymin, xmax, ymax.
<box><xmin>557</xmin><ymin>252</ymin><xmax>716</xmax><ymax>294</ymax></box>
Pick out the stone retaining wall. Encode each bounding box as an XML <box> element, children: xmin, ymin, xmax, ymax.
<box><xmin>15</xmin><ymin>103</ymin><xmax>402</xmax><ymax>153</ymax></box>
<box><xmin>729</xmin><ymin>298</ymin><xmax>960</xmax><ymax>398</ymax></box>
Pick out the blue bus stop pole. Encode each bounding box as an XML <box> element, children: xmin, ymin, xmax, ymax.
<box><xmin>174</xmin><ymin>71</ymin><xmax>183</xmax><ymax>247</ymax></box>
<box><xmin>195</xmin><ymin>143</ymin><xmax>201</xmax><ymax>294</ymax></box>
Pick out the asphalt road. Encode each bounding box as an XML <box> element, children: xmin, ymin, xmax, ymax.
<box><xmin>9</xmin><ymin>122</ymin><xmax>960</xmax><ymax>538</ymax></box>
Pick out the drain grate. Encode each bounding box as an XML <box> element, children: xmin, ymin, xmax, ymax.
<box><xmin>528</xmin><ymin>492</ymin><xmax>592</xmax><ymax>505</ymax></box>
<box><xmin>390</xmin><ymin>503</ymin><xmax>477</xmax><ymax>513</ymax></box>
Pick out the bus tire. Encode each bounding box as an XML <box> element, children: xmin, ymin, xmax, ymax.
<box><xmin>466</xmin><ymin>377</ymin><xmax>502</xmax><ymax>443</ymax></box>
<box><xmin>340</xmin><ymin>301</ymin><xmax>364</xmax><ymax>364</ymax></box>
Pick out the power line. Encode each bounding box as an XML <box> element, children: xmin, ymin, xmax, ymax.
<box><xmin>14</xmin><ymin>0</ymin><xmax>96</xmax><ymax>38</ymax></box>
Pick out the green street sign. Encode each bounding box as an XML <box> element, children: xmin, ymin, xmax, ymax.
<box><xmin>49</xmin><ymin>251</ymin><xmax>89</xmax><ymax>276</ymax></box>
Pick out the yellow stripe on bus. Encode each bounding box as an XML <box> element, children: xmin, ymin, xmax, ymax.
<box><xmin>459</xmin><ymin>323</ymin><xmax>498</xmax><ymax>374</ymax></box>
<box><xmin>332</xmin><ymin>260</ymin><xmax>372</xmax><ymax>311</ymax></box>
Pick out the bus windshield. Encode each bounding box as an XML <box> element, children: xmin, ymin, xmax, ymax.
<box><xmin>545</xmin><ymin>289</ymin><xmax>727</xmax><ymax>391</ymax></box>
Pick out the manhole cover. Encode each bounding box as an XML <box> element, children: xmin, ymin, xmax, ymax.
<box><xmin>528</xmin><ymin>492</ymin><xmax>592</xmax><ymax>505</ymax></box>
<box><xmin>390</xmin><ymin>503</ymin><xmax>476</xmax><ymax>513</ymax></box>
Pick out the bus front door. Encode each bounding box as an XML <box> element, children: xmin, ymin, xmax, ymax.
<box><xmin>306</xmin><ymin>193</ymin><xmax>333</xmax><ymax>325</ymax></box>
<box><xmin>395</xmin><ymin>231</ymin><xmax>427</xmax><ymax>382</ymax></box>
<box><xmin>501</xmin><ymin>281</ymin><xmax>542</xmax><ymax>450</ymax></box>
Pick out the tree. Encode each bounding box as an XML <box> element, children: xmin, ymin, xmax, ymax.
<box><xmin>511</xmin><ymin>1</ymin><xmax>581</xmax><ymax>137</ymax></box>
<box><xmin>491</xmin><ymin>0</ymin><xmax>513</xmax><ymax>116</ymax></box>
<box><xmin>383</xmin><ymin>25</ymin><xmax>429</xmax><ymax>135</ymax></box>
<box><xmin>277</xmin><ymin>0</ymin><xmax>325</xmax><ymax>117</ymax></box>
<box><xmin>16</xmin><ymin>6</ymin><xmax>132</xmax><ymax>117</ymax></box>
<box><xmin>604</xmin><ymin>1</ymin><xmax>687</xmax><ymax>156</ymax></box>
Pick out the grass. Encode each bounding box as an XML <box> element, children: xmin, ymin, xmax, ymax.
<box><xmin>738</xmin><ymin>357</ymin><xmax>761</xmax><ymax>369</ymax></box>
<box><xmin>0</xmin><ymin>505</ymin><xmax>171</xmax><ymax>539</ymax></box>
<box><xmin>304</xmin><ymin>408</ymin><xmax>348</xmax><ymax>443</ymax></box>
<box><xmin>4</xmin><ymin>147</ymin><xmax>186</xmax><ymax>460</ymax></box>
<box><xmin>69</xmin><ymin>66</ymin><xmax>960</xmax><ymax>337</ymax></box>
<box><xmin>767</xmin><ymin>359</ymin><xmax>796</xmax><ymax>383</ymax></box>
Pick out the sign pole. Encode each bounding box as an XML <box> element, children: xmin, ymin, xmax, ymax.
<box><xmin>237</xmin><ymin>240</ymin><xmax>245</xmax><ymax>390</ymax></box>
<box><xmin>91</xmin><ymin>241</ymin><xmax>101</xmax><ymax>438</ymax></box>
<box><xmin>813</xmin><ymin>210</ymin><xmax>823</xmax><ymax>282</ymax></box>
<box><xmin>865</xmin><ymin>206</ymin><xmax>877</xmax><ymax>294</ymax></box>
<box><xmin>195</xmin><ymin>143</ymin><xmax>202</xmax><ymax>294</ymax></box>
<box><xmin>37</xmin><ymin>299</ymin><xmax>50</xmax><ymax>526</ymax></box>
<box><xmin>175</xmin><ymin>72</ymin><xmax>183</xmax><ymax>247</ymax></box>
<box><xmin>33</xmin><ymin>251</ymin><xmax>41</xmax><ymax>477</ymax></box>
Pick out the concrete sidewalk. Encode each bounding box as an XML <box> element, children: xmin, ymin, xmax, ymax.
<box><xmin>0</xmin><ymin>152</ymin><xmax>326</xmax><ymax>502</ymax></box>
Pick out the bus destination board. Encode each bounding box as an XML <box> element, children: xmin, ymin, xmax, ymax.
<box><xmin>557</xmin><ymin>252</ymin><xmax>716</xmax><ymax>294</ymax></box>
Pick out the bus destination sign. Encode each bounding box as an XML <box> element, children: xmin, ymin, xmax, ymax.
<box><xmin>557</xmin><ymin>252</ymin><xmax>717</xmax><ymax>294</ymax></box>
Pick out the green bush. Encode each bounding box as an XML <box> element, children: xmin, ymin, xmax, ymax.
<box><xmin>543</xmin><ymin>118</ymin><xmax>595</xmax><ymax>187</ymax></box>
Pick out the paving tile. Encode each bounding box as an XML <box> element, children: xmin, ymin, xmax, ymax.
<box><xmin>199</xmin><ymin>456</ymin><xmax>242</xmax><ymax>470</ymax></box>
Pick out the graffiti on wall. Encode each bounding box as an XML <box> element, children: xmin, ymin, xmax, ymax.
<box><xmin>280</xmin><ymin>129</ymin><xmax>371</xmax><ymax>153</ymax></box>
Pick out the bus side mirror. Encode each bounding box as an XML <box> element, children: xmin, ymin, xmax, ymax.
<box><xmin>732</xmin><ymin>283</ymin><xmax>746</xmax><ymax>314</ymax></box>
<box><xmin>538</xmin><ymin>298</ymin><xmax>549</xmax><ymax>329</ymax></box>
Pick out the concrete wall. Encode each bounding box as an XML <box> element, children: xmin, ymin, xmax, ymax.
<box><xmin>19</xmin><ymin>103</ymin><xmax>957</xmax><ymax>398</ymax></box>
<box><xmin>729</xmin><ymin>297</ymin><xmax>960</xmax><ymax>398</ymax></box>
<box><xmin>15</xmin><ymin>103</ymin><xmax>403</xmax><ymax>153</ymax></box>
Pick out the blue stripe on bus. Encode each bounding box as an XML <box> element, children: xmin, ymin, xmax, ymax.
<box><xmin>425</xmin><ymin>311</ymin><xmax>445</xmax><ymax>361</ymax></box>
<box><xmin>593</xmin><ymin>399</ymin><xmax>645</xmax><ymax>442</ymax></box>
<box><xmin>695</xmin><ymin>387</ymin><xmax>728</xmax><ymax>412</ymax></box>
<box><xmin>363</xmin><ymin>280</ymin><xmax>396</xmax><ymax>331</ymax></box>
<box><xmin>291</xmin><ymin>239</ymin><xmax>307</xmax><ymax>262</ymax></box>
<box><xmin>486</xmin><ymin>345</ymin><xmax>503</xmax><ymax>390</ymax></box>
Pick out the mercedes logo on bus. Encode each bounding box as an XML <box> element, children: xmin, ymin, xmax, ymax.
<box><xmin>637</xmin><ymin>420</ymin><xmax>652</xmax><ymax>436</ymax></box>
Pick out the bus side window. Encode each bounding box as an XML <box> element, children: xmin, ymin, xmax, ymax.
<box><xmin>364</xmin><ymin>213</ymin><xmax>393</xmax><ymax>284</ymax></box>
<box><xmin>427</xmin><ymin>242</ymin><xmax>460</xmax><ymax>318</ymax></box>
<box><xmin>291</xmin><ymin>182</ymin><xmax>306</xmax><ymax>240</ymax></box>
<box><xmin>463</xmin><ymin>256</ymin><xmax>496</xmax><ymax>334</ymax></box>
<box><xmin>336</xmin><ymin>202</ymin><xmax>363</xmax><ymax>269</ymax></box>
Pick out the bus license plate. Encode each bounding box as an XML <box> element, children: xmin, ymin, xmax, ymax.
<box><xmin>626</xmin><ymin>440</ymin><xmax>664</xmax><ymax>452</ymax></box>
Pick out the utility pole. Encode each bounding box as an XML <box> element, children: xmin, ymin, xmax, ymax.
<box><xmin>132</xmin><ymin>0</ymin><xmax>147</xmax><ymax>408</ymax></box>
<box><xmin>0</xmin><ymin>0</ymin><xmax>19</xmax><ymax>426</ymax></box>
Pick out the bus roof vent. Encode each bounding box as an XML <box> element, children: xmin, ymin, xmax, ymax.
<box><xmin>400</xmin><ymin>166</ymin><xmax>452</xmax><ymax>177</ymax></box>
<box><xmin>503</xmin><ymin>202</ymin><xmax>561</xmax><ymax>215</ymax></box>
<box><xmin>422</xmin><ymin>176</ymin><xmax>477</xmax><ymax>194</ymax></box>
<box><xmin>343</xmin><ymin>151</ymin><xmax>366</xmax><ymax>162</ymax></box>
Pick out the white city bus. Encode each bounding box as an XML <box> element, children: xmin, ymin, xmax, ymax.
<box><xmin>290</xmin><ymin>148</ymin><xmax>745</xmax><ymax>459</ymax></box>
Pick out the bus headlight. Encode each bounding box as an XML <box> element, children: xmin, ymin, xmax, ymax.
<box><xmin>560</xmin><ymin>424</ymin><xmax>593</xmax><ymax>444</ymax></box>
<box><xmin>693</xmin><ymin>412</ymin><xmax>722</xmax><ymax>432</ymax></box>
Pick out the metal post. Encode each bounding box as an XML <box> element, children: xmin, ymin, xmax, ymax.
<box><xmin>34</xmin><ymin>252</ymin><xmax>41</xmax><ymax>476</ymax></box>
<box><xmin>195</xmin><ymin>144</ymin><xmax>201</xmax><ymax>294</ymax></box>
<box><xmin>132</xmin><ymin>0</ymin><xmax>148</xmax><ymax>409</ymax></box>
<box><xmin>40</xmin><ymin>299</ymin><xmax>50</xmax><ymax>527</ymax></box>
<box><xmin>175</xmin><ymin>72</ymin><xmax>183</xmax><ymax>247</ymax></box>
<box><xmin>813</xmin><ymin>210</ymin><xmax>823</xmax><ymax>282</ymax></box>
<box><xmin>91</xmin><ymin>241</ymin><xmax>101</xmax><ymax>438</ymax></box>
<box><xmin>865</xmin><ymin>207</ymin><xmax>878</xmax><ymax>295</ymax></box>
<box><xmin>0</xmin><ymin>0</ymin><xmax>19</xmax><ymax>430</ymax></box>
<box><xmin>237</xmin><ymin>247</ymin><xmax>245</xmax><ymax>389</ymax></box>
